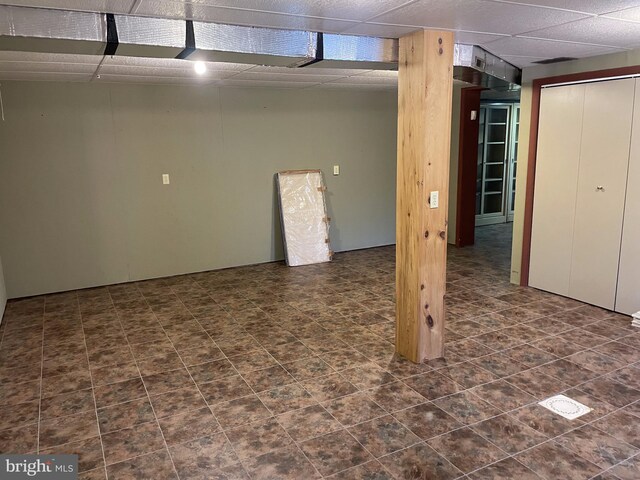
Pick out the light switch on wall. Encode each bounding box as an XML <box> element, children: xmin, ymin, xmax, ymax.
<box><xmin>333</xmin><ymin>165</ymin><xmax>340</xmax><ymax>176</ymax></box>
<box><xmin>162</xmin><ymin>174</ymin><xmax>170</xmax><ymax>185</ymax></box>
<box><xmin>430</xmin><ymin>191</ymin><xmax>439</xmax><ymax>209</ymax></box>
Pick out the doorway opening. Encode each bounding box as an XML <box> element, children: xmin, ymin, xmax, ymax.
<box><xmin>475</xmin><ymin>100</ymin><xmax>520</xmax><ymax>226</ymax></box>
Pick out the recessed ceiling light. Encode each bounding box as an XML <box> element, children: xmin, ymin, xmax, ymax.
<box><xmin>194</xmin><ymin>61</ymin><xmax>207</xmax><ymax>75</ymax></box>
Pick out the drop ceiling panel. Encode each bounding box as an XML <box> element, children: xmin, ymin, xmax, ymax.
<box><xmin>341</xmin><ymin>23</ymin><xmax>420</xmax><ymax>38</ymax></box>
<box><xmin>452</xmin><ymin>30</ymin><xmax>511</xmax><ymax>45</ymax></box>
<box><xmin>0</xmin><ymin>60</ymin><xmax>97</xmax><ymax>73</ymax></box>
<box><xmin>132</xmin><ymin>0</ymin><xmax>417</xmax><ymax>22</ymax></box>
<box><xmin>491</xmin><ymin>0</ymin><xmax>640</xmax><ymax>15</ymax></box>
<box><xmin>133</xmin><ymin>1</ymin><xmax>358</xmax><ymax>32</ymax></box>
<box><xmin>499</xmin><ymin>54</ymin><xmax>549</xmax><ymax>67</ymax></box>
<box><xmin>0</xmin><ymin>71</ymin><xmax>91</xmax><ymax>81</ymax></box>
<box><xmin>231</xmin><ymin>71</ymin><xmax>342</xmax><ymax>82</ymax></box>
<box><xmin>0</xmin><ymin>1</ymin><xmax>136</xmax><ymax>13</ymax></box>
<box><xmin>248</xmin><ymin>65</ymin><xmax>371</xmax><ymax>76</ymax></box>
<box><xmin>602</xmin><ymin>6</ymin><xmax>640</xmax><ymax>23</ymax></box>
<box><xmin>105</xmin><ymin>55</ymin><xmax>253</xmax><ymax>71</ymax></box>
<box><xmin>95</xmin><ymin>73</ymin><xmax>214</xmax><ymax>84</ymax></box>
<box><xmin>329</xmin><ymin>75</ymin><xmax>397</xmax><ymax>85</ymax></box>
<box><xmin>218</xmin><ymin>78</ymin><xmax>315</xmax><ymax>88</ymax></box>
<box><xmin>369</xmin><ymin>0</ymin><xmax>589</xmax><ymax>35</ymax></box>
<box><xmin>98</xmin><ymin>64</ymin><xmax>238</xmax><ymax>78</ymax></box>
<box><xmin>524</xmin><ymin>16</ymin><xmax>640</xmax><ymax>48</ymax></box>
<box><xmin>316</xmin><ymin>82</ymin><xmax>396</xmax><ymax>90</ymax></box>
<box><xmin>0</xmin><ymin>51</ymin><xmax>102</xmax><ymax>63</ymax></box>
<box><xmin>484</xmin><ymin>36</ymin><xmax>624</xmax><ymax>59</ymax></box>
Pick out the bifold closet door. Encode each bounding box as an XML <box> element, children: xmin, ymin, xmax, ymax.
<box><xmin>529</xmin><ymin>84</ymin><xmax>585</xmax><ymax>296</ymax></box>
<box><xmin>568</xmin><ymin>78</ymin><xmax>636</xmax><ymax>309</ymax></box>
<box><xmin>616</xmin><ymin>78</ymin><xmax>640</xmax><ymax>315</ymax></box>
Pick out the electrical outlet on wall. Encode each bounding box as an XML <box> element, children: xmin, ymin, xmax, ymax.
<box><xmin>162</xmin><ymin>174</ymin><xmax>170</xmax><ymax>185</ymax></box>
<box><xmin>333</xmin><ymin>165</ymin><xmax>340</xmax><ymax>176</ymax></box>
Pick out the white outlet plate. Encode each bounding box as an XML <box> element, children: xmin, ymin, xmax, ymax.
<box><xmin>333</xmin><ymin>165</ymin><xmax>340</xmax><ymax>176</ymax></box>
<box><xmin>430</xmin><ymin>191</ymin><xmax>439</xmax><ymax>209</ymax></box>
<box><xmin>162</xmin><ymin>174</ymin><xmax>170</xmax><ymax>185</ymax></box>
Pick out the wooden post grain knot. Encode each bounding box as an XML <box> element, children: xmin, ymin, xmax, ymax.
<box><xmin>439</xmin><ymin>231</ymin><xmax>446</xmax><ymax>239</ymax></box>
<box><xmin>426</xmin><ymin>315</ymin><xmax>434</xmax><ymax>328</ymax></box>
<box><xmin>424</xmin><ymin>230</ymin><xmax>429</xmax><ymax>239</ymax></box>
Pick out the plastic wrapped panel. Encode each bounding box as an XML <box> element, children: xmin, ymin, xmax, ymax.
<box><xmin>277</xmin><ymin>170</ymin><xmax>331</xmax><ymax>267</ymax></box>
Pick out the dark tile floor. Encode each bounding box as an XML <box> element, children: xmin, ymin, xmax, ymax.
<box><xmin>0</xmin><ymin>224</ymin><xmax>639</xmax><ymax>479</ymax></box>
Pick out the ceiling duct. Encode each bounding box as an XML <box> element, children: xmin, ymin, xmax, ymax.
<box><xmin>0</xmin><ymin>5</ymin><xmax>521</xmax><ymax>88</ymax></box>
<box><xmin>188</xmin><ymin>22</ymin><xmax>317</xmax><ymax>68</ymax></box>
<box><xmin>113</xmin><ymin>15</ymin><xmax>187</xmax><ymax>58</ymax></box>
<box><xmin>305</xmin><ymin>33</ymin><xmax>398</xmax><ymax>70</ymax></box>
<box><xmin>0</xmin><ymin>5</ymin><xmax>105</xmax><ymax>55</ymax></box>
<box><xmin>453</xmin><ymin>44</ymin><xmax>521</xmax><ymax>91</ymax></box>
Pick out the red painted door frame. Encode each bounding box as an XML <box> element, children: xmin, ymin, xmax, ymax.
<box><xmin>455</xmin><ymin>87</ymin><xmax>483</xmax><ymax>247</ymax></box>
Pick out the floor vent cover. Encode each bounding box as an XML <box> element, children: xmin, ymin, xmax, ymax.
<box><xmin>539</xmin><ymin>394</ymin><xmax>591</xmax><ymax>420</ymax></box>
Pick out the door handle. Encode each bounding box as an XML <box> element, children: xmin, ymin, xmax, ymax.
<box><xmin>596</xmin><ymin>186</ymin><xmax>605</xmax><ymax>192</ymax></box>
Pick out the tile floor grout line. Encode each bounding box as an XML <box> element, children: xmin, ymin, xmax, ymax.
<box><xmin>175</xmin><ymin>280</ymin><xmax>397</xmax><ymax>479</ymax></box>
<box><xmin>150</xmin><ymin>286</ymin><xmax>254</xmax><ymax>480</ymax></box>
<box><xmin>73</xmin><ymin>291</ymin><xmax>110</xmax><ymax>476</ymax></box>
<box><xmin>105</xmin><ymin>287</ymin><xmax>181</xmax><ymax>480</ymax></box>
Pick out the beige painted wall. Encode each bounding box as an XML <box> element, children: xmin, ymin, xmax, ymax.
<box><xmin>510</xmin><ymin>47</ymin><xmax>640</xmax><ymax>284</ymax></box>
<box><xmin>0</xmin><ymin>82</ymin><xmax>398</xmax><ymax>298</ymax></box>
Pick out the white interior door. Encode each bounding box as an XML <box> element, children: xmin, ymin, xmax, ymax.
<box><xmin>568</xmin><ymin>78</ymin><xmax>636</xmax><ymax>309</ymax></box>
<box><xmin>615</xmin><ymin>78</ymin><xmax>640</xmax><ymax>315</ymax></box>
<box><xmin>529</xmin><ymin>84</ymin><xmax>585</xmax><ymax>296</ymax></box>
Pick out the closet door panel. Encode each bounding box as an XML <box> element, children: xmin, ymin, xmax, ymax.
<box><xmin>529</xmin><ymin>84</ymin><xmax>585</xmax><ymax>296</ymax></box>
<box><xmin>569</xmin><ymin>79</ymin><xmax>636</xmax><ymax>309</ymax></box>
<box><xmin>616</xmin><ymin>78</ymin><xmax>640</xmax><ymax>315</ymax></box>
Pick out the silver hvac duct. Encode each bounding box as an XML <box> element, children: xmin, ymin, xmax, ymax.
<box><xmin>306</xmin><ymin>33</ymin><xmax>398</xmax><ymax>70</ymax></box>
<box><xmin>189</xmin><ymin>22</ymin><xmax>317</xmax><ymax>68</ymax></box>
<box><xmin>114</xmin><ymin>15</ymin><xmax>186</xmax><ymax>58</ymax></box>
<box><xmin>0</xmin><ymin>5</ymin><xmax>106</xmax><ymax>55</ymax></box>
<box><xmin>453</xmin><ymin>44</ymin><xmax>521</xmax><ymax>91</ymax></box>
<box><xmin>0</xmin><ymin>4</ymin><xmax>521</xmax><ymax>88</ymax></box>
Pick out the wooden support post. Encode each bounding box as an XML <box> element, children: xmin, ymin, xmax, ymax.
<box><xmin>396</xmin><ymin>30</ymin><xmax>454</xmax><ymax>363</ymax></box>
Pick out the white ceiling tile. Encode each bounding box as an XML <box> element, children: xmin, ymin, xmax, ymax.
<box><xmin>95</xmin><ymin>73</ymin><xmax>214</xmax><ymax>84</ymax></box>
<box><xmin>0</xmin><ymin>71</ymin><xmax>91</xmax><ymax>81</ymax></box>
<box><xmin>489</xmin><ymin>0</ymin><xmax>640</xmax><ymax>15</ymax></box>
<box><xmin>230</xmin><ymin>71</ymin><xmax>341</xmax><ymax>82</ymax></box>
<box><xmin>483</xmin><ymin>36</ymin><xmax>625</xmax><ymax>58</ymax></box>
<box><xmin>523</xmin><ymin>16</ymin><xmax>640</xmax><ymax>48</ymax></box>
<box><xmin>132</xmin><ymin>0</ymin><xmax>418</xmax><ymax>22</ymax></box>
<box><xmin>0</xmin><ymin>61</ymin><xmax>97</xmax><ymax>73</ymax></box>
<box><xmin>217</xmin><ymin>78</ymin><xmax>313</xmax><ymax>88</ymax></box>
<box><xmin>603</xmin><ymin>6</ymin><xmax>640</xmax><ymax>23</ymax></box>
<box><xmin>133</xmin><ymin>1</ymin><xmax>358</xmax><ymax>32</ymax></box>
<box><xmin>329</xmin><ymin>75</ymin><xmax>397</xmax><ymax>85</ymax></box>
<box><xmin>246</xmin><ymin>65</ymin><xmax>369</xmax><ymax>76</ymax></box>
<box><xmin>453</xmin><ymin>30</ymin><xmax>511</xmax><ymax>45</ymax></box>
<box><xmin>105</xmin><ymin>55</ymin><xmax>253</xmax><ymax>71</ymax></box>
<box><xmin>369</xmin><ymin>0</ymin><xmax>589</xmax><ymax>35</ymax></box>
<box><xmin>341</xmin><ymin>23</ymin><xmax>422</xmax><ymax>38</ymax></box>
<box><xmin>352</xmin><ymin>70</ymin><xmax>397</xmax><ymax>78</ymax></box>
<box><xmin>315</xmin><ymin>82</ymin><xmax>396</xmax><ymax>90</ymax></box>
<box><xmin>0</xmin><ymin>0</ymin><xmax>136</xmax><ymax>13</ymax></box>
<box><xmin>499</xmin><ymin>54</ymin><xmax>549</xmax><ymax>67</ymax></box>
<box><xmin>0</xmin><ymin>51</ymin><xmax>102</xmax><ymax>64</ymax></box>
<box><xmin>98</xmin><ymin>64</ymin><xmax>237</xmax><ymax>79</ymax></box>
